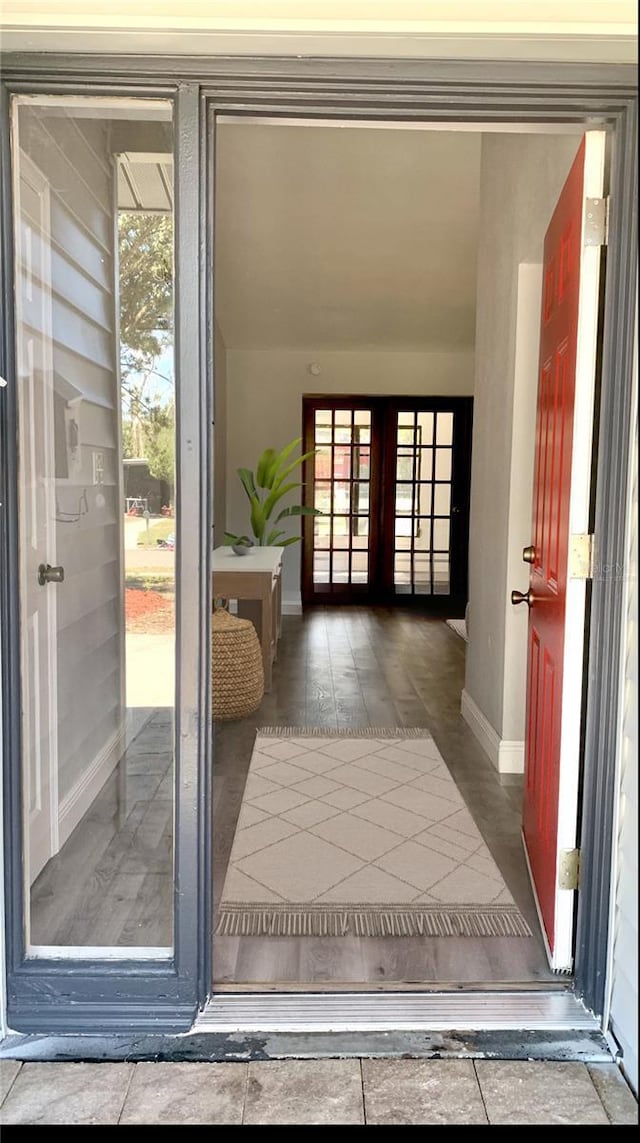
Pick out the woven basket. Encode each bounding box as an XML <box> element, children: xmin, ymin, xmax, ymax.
<box><xmin>212</xmin><ymin>606</ymin><xmax>264</xmax><ymax>721</ymax></box>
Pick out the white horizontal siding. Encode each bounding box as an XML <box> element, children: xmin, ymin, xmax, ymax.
<box><xmin>19</xmin><ymin>109</ymin><xmax>123</xmax><ymax>812</ymax></box>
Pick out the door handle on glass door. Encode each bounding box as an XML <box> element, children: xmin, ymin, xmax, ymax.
<box><xmin>511</xmin><ymin>589</ymin><xmax>532</xmax><ymax>607</ymax></box>
<box><xmin>38</xmin><ymin>563</ymin><xmax>64</xmax><ymax>586</ymax></box>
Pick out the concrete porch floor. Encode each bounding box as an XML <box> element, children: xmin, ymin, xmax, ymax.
<box><xmin>1</xmin><ymin>1058</ymin><xmax>637</xmax><ymax>1125</ymax></box>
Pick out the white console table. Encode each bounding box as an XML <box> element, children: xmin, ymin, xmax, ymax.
<box><xmin>212</xmin><ymin>546</ymin><xmax>283</xmax><ymax>691</ymax></box>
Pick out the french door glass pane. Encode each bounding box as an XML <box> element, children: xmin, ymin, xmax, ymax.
<box><xmin>393</xmin><ymin>409</ymin><xmax>456</xmax><ymax>596</ymax></box>
<box><xmin>311</xmin><ymin>405</ymin><xmax>373</xmax><ymax>590</ymax></box>
<box><xmin>13</xmin><ymin>95</ymin><xmax>175</xmax><ymax>952</ymax></box>
<box><xmin>436</xmin><ymin>412</ymin><xmax>454</xmax><ymax>445</ymax></box>
<box><xmin>435</xmin><ymin>448</ymin><xmax>453</xmax><ymax>481</ymax></box>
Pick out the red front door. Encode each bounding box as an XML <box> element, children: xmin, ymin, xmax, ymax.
<box><xmin>520</xmin><ymin>133</ymin><xmax>606</xmax><ymax>971</ymax></box>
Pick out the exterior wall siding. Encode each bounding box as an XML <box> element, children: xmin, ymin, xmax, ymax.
<box><xmin>18</xmin><ymin>111</ymin><xmax>122</xmax><ymax>808</ymax></box>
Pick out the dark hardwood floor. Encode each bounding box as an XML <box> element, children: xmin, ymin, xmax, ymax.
<box><xmin>213</xmin><ymin>607</ymin><xmax>562</xmax><ymax>989</ymax></box>
<box><xmin>31</xmin><ymin>607</ymin><xmax>561</xmax><ymax>988</ymax></box>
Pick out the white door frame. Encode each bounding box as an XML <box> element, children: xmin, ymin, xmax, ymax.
<box><xmin>14</xmin><ymin>151</ymin><xmax>59</xmax><ymax>902</ymax></box>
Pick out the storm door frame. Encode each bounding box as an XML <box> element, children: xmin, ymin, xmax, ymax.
<box><xmin>0</xmin><ymin>54</ymin><xmax>636</xmax><ymax>1038</ymax></box>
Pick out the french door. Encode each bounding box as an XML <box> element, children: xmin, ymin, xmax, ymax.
<box><xmin>302</xmin><ymin>396</ymin><xmax>473</xmax><ymax>611</ymax></box>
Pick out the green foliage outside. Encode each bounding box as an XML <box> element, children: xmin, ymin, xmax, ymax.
<box><xmin>135</xmin><ymin>519</ymin><xmax>175</xmax><ymax>548</ymax></box>
<box><xmin>118</xmin><ymin>211</ymin><xmax>175</xmax><ymax>486</ymax></box>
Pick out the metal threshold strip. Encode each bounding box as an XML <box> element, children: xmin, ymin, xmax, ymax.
<box><xmin>198</xmin><ymin>990</ymin><xmax>599</xmax><ymax>1033</ymax></box>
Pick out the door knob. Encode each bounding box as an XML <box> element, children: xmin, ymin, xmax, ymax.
<box><xmin>511</xmin><ymin>589</ymin><xmax>532</xmax><ymax>607</ymax></box>
<box><xmin>522</xmin><ymin>545</ymin><xmax>536</xmax><ymax>564</ymax></box>
<box><xmin>38</xmin><ymin>563</ymin><xmax>64</xmax><ymax>586</ymax></box>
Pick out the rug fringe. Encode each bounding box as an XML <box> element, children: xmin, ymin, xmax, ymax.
<box><xmin>215</xmin><ymin>906</ymin><xmax>532</xmax><ymax>939</ymax></box>
<box><xmin>256</xmin><ymin>726</ymin><xmax>434</xmax><ymax>738</ymax></box>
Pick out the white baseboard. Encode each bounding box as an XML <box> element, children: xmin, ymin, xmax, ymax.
<box><xmin>498</xmin><ymin>739</ymin><xmax>525</xmax><ymax>774</ymax></box>
<box><xmin>282</xmin><ymin>593</ymin><xmax>302</xmax><ymax>615</ymax></box>
<box><xmin>461</xmin><ymin>689</ymin><xmax>525</xmax><ymax>774</ymax></box>
<box><xmin>58</xmin><ymin>726</ymin><xmax>124</xmax><ymax>848</ymax></box>
<box><xmin>228</xmin><ymin>594</ymin><xmax>302</xmax><ymax>615</ymax></box>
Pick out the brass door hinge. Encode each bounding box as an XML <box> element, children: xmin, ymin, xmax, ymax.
<box><xmin>569</xmin><ymin>533</ymin><xmax>595</xmax><ymax>579</ymax></box>
<box><xmin>559</xmin><ymin>848</ymin><xmax>581</xmax><ymax>891</ymax></box>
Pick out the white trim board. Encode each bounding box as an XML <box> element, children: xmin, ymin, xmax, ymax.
<box><xmin>282</xmin><ymin>593</ymin><xmax>302</xmax><ymax>615</ymax></box>
<box><xmin>58</xmin><ymin>726</ymin><xmax>124</xmax><ymax>849</ymax></box>
<box><xmin>461</xmin><ymin>689</ymin><xmax>525</xmax><ymax>774</ymax></box>
<box><xmin>229</xmin><ymin>593</ymin><xmax>302</xmax><ymax>615</ymax></box>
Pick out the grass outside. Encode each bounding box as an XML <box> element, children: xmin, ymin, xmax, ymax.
<box><xmin>136</xmin><ymin>519</ymin><xmax>174</xmax><ymax>547</ymax></box>
<box><xmin>125</xmin><ymin>572</ymin><xmax>174</xmax><ymax>593</ymax></box>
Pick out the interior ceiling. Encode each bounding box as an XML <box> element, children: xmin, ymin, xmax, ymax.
<box><xmin>214</xmin><ymin>124</ymin><xmax>483</xmax><ymax>352</ymax></box>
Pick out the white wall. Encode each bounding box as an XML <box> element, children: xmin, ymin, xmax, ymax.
<box><xmin>464</xmin><ymin>133</ymin><xmax>582</xmax><ymax>750</ymax></box>
<box><xmin>213</xmin><ymin>319</ymin><xmax>227</xmax><ymax>546</ymax></box>
<box><xmin>225</xmin><ymin>347</ymin><xmax>474</xmax><ymax>604</ymax></box>
<box><xmin>1</xmin><ymin>1</ymin><xmax>636</xmax><ymax>61</ymax></box>
<box><xmin>608</xmin><ymin>329</ymin><xmax>638</xmax><ymax>1096</ymax></box>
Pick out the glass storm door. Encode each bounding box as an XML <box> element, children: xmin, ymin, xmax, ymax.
<box><xmin>302</xmin><ymin>396</ymin><xmax>472</xmax><ymax>611</ymax></box>
<box><xmin>12</xmin><ymin>94</ymin><xmax>177</xmax><ymax>955</ymax></box>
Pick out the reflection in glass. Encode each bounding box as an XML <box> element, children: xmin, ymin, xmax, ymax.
<box><xmin>417</xmin><ymin>411</ymin><xmax>435</xmax><ymax>443</ymax></box>
<box><xmin>313</xmin><ymin>519</ymin><xmax>330</xmax><ymax>548</ymax></box>
<box><xmin>334</xmin><ymin>409</ymin><xmax>351</xmax><ymax>425</ymax></box>
<box><xmin>351</xmin><ymin>553</ymin><xmax>368</xmax><ymax>583</ymax></box>
<box><xmin>314</xmin><ymin>447</ymin><xmax>332</xmax><ymax>479</ymax></box>
<box><xmin>436</xmin><ymin>412</ymin><xmax>453</xmax><ymax>445</ymax></box>
<box><xmin>433</xmin><ymin>484</ymin><xmax>451</xmax><ymax>516</ymax></box>
<box><xmin>396</xmin><ymin>448</ymin><xmax>414</xmax><ymax>482</ymax></box>
<box><xmin>414</xmin><ymin>554</ymin><xmax>431</xmax><ymax>595</ymax></box>
<box><xmin>355</xmin><ymin>483</ymin><xmax>370</xmax><ymax>514</ymax></box>
<box><xmin>433</xmin><ymin>558</ymin><xmax>451</xmax><ymax>593</ymax></box>
<box><xmin>315</xmin><ymin>482</ymin><xmax>331</xmax><ymax>513</ymax></box>
<box><xmin>418</xmin><ymin>448</ymin><xmax>433</xmax><ymax>481</ymax></box>
<box><xmin>333</xmin><ymin>481</ymin><xmax>351</xmax><ymax>513</ymax></box>
<box><xmin>333</xmin><ymin>445</ymin><xmax>351</xmax><ymax>479</ymax></box>
<box><xmin>395</xmin><ymin>483</ymin><xmax>414</xmax><ymax>516</ymax></box>
<box><xmin>356</xmin><ymin>445</ymin><xmax>371</xmax><ymax>480</ymax></box>
<box><xmin>314</xmin><ymin>552</ymin><xmax>330</xmax><ymax>583</ymax></box>
<box><xmin>14</xmin><ymin>95</ymin><xmax>175</xmax><ymax>951</ymax></box>
<box><xmin>332</xmin><ymin>550</ymin><xmax>349</xmax><ymax>582</ymax></box>
<box><xmin>433</xmin><ymin>519</ymin><xmax>451</xmax><ymax>550</ymax></box>
<box><xmin>435</xmin><ymin>448</ymin><xmax>452</xmax><ymax>481</ymax></box>
<box><xmin>416</xmin><ymin>484</ymin><xmax>432</xmax><ymax>516</ymax></box>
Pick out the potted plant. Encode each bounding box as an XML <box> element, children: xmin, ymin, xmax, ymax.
<box><xmin>225</xmin><ymin>437</ymin><xmax>321</xmax><ymax>551</ymax></box>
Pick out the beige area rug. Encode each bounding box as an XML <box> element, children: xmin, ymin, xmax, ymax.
<box><xmin>215</xmin><ymin>729</ymin><xmax>532</xmax><ymax>939</ymax></box>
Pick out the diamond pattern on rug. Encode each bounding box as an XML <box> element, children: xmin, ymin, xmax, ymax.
<box><xmin>216</xmin><ymin>731</ymin><xmax>532</xmax><ymax>938</ymax></box>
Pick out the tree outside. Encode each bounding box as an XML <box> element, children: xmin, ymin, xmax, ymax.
<box><xmin>118</xmin><ymin>211</ymin><xmax>175</xmax><ymax>494</ymax></box>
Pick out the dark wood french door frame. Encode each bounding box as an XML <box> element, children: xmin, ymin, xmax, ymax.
<box><xmin>302</xmin><ymin>395</ymin><xmax>473</xmax><ymax>613</ymax></box>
